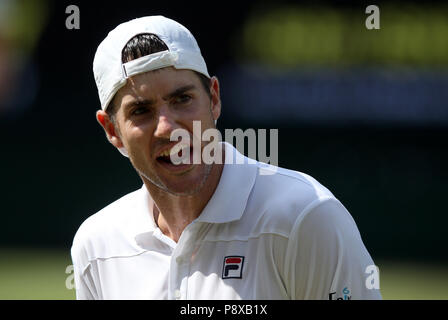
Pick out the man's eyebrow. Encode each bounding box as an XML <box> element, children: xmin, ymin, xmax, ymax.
<box><xmin>123</xmin><ymin>98</ymin><xmax>154</xmax><ymax>110</ymax></box>
<box><xmin>123</xmin><ymin>84</ymin><xmax>197</xmax><ymax>110</ymax></box>
<box><xmin>162</xmin><ymin>84</ymin><xmax>197</xmax><ymax>100</ymax></box>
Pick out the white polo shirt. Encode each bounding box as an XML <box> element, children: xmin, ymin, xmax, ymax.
<box><xmin>71</xmin><ymin>142</ymin><xmax>382</xmax><ymax>300</ymax></box>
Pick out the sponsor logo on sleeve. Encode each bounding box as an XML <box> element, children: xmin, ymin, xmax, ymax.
<box><xmin>329</xmin><ymin>287</ymin><xmax>352</xmax><ymax>300</ymax></box>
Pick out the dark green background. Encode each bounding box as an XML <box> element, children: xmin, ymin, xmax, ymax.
<box><xmin>1</xmin><ymin>0</ymin><xmax>447</xmax><ymax>265</ymax></box>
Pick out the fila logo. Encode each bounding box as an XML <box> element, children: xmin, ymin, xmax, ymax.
<box><xmin>222</xmin><ymin>256</ymin><xmax>245</xmax><ymax>279</ymax></box>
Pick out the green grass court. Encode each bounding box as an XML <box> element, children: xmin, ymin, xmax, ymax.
<box><xmin>0</xmin><ymin>249</ymin><xmax>447</xmax><ymax>300</ymax></box>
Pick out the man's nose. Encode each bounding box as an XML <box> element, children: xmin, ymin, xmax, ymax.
<box><xmin>153</xmin><ymin>105</ymin><xmax>179</xmax><ymax>139</ymax></box>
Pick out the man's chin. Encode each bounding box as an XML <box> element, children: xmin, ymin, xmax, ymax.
<box><xmin>159</xmin><ymin>166</ymin><xmax>212</xmax><ymax>196</ymax></box>
<box><xmin>138</xmin><ymin>162</ymin><xmax>213</xmax><ymax>196</ymax></box>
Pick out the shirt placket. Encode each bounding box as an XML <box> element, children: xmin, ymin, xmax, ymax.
<box><xmin>168</xmin><ymin>221</ymin><xmax>201</xmax><ymax>300</ymax></box>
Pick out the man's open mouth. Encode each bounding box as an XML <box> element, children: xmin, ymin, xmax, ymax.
<box><xmin>156</xmin><ymin>143</ymin><xmax>193</xmax><ymax>166</ymax></box>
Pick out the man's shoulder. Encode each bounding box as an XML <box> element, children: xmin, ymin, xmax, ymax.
<box><xmin>76</xmin><ymin>187</ymin><xmax>142</xmax><ymax>233</ymax></box>
<box><xmin>257</xmin><ymin>164</ymin><xmax>333</xmax><ymax>197</ymax></box>
<box><xmin>239</xmin><ymin>163</ymin><xmax>339</xmax><ymax>238</ymax></box>
<box><xmin>71</xmin><ymin>187</ymin><xmax>145</xmax><ymax>260</ymax></box>
<box><xmin>254</xmin><ymin>163</ymin><xmax>336</xmax><ymax>207</ymax></box>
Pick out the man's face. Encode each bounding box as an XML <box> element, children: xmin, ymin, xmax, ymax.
<box><xmin>100</xmin><ymin>67</ymin><xmax>221</xmax><ymax>196</ymax></box>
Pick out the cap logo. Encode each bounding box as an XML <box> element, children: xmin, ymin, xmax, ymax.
<box><xmin>222</xmin><ymin>256</ymin><xmax>245</xmax><ymax>279</ymax></box>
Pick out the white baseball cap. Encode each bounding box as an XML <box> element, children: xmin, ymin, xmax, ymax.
<box><xmin>93</xmin><ymin>15</ymin><xmax>210</xmax><ymax>111</ymax></box>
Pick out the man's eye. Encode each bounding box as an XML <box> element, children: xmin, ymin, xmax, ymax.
<box><xmin>174</xmin><ymin>94</ymin><xmax>192</xmax><ymax>104</ymax></box>
<box><xmin>131</xmin><ymin>106</ymin><xmax>148</xmax><ymax>116</ymax></box>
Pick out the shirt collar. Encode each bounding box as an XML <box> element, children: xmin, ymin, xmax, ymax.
<box><xmin>195</xmin><ymin>142</ymin><xmax>258</xmax><ymax>223</ymax></box>
<box><xmin>130</xmin><ymin>142</ymin><xmax>258</xmax><ymax>238</ymax></box>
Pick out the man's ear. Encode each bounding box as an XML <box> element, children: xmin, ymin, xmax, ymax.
<box><xmin>209</xmin><ymin>76</ymin><xmax>221</xmax><ymax>123</ymax></box>
<box><xmin>96</xmin><ymin>110</ymin><xmax>124</xmax><ymax>149</ymax></box>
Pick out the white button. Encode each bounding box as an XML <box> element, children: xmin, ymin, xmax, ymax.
<box><xmin>176</xmin><ymin>256</ymin><xmax>183</xmax><ymax>264</ymax></box>
<box><xmin>174</xmin><ymin>289</ymin><xmax>181</xmax><ymax>299</ymax></box>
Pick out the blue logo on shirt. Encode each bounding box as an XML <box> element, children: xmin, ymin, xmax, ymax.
<box><xmin>329</xmin><ymin>287</ymin><xmax>352</xmax><ymax>300</ymax></box>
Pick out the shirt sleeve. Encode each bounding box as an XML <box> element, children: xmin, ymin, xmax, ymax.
<box><xmin>71</xmin><ymin>236</ymin><xmax>99</xmax><ymax>300</ymax></box>
<box><xmin>284</xmin><ymin>197</ymin><xmax>382</xmax><ymax>300</ymax></box>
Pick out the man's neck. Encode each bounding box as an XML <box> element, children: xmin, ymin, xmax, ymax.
<box><xmin>143</xmin><ymin>161</ymin><xmax>224</xmax><ymax>243</ymax></box>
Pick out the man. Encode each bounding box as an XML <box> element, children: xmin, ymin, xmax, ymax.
<box><xmin>71</xmin><ymin>15</ymin><xmax>382</xmax><ymax>300</ymax></box>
